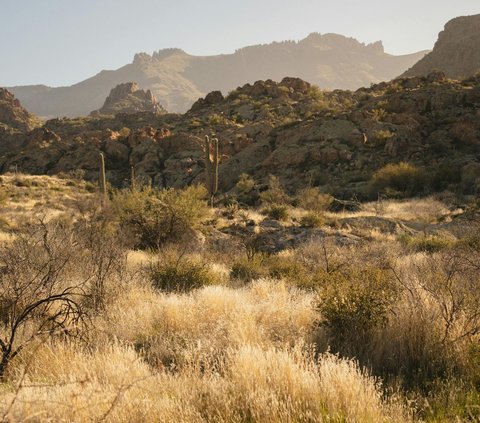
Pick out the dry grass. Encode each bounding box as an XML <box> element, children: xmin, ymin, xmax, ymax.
<box><xmin>0</xmin><ymin>176</ymin><xmax>477</xmax><ymax>421</ymax></box>
<box><xmin>0</xmin><ymin>173</ymin><xmax>94</xmax><ymax>228</ymax></box>
<box><xmin>327</xmin><ymin>197</ymin><xmax>451</xmax><ymax>223</ymax></box>
<box><xmin>1</xmin><ymin>280</ymin><xmax>404</xmax><ymax>422</ymax></box>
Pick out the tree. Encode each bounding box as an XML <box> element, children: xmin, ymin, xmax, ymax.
<box><xmin>0</xmin><ymin>220</ymin><xmax>90</xmax><ymax>378</ymax></box>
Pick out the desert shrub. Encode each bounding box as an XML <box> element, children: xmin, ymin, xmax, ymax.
<box><xmin>236</xmin><ymin>173</ymin><xmax>255</xmax><ymax>193</ymax></box>
<box><xmin>306</xmin><ymin>85</ymin><xmax>324</xmax><ymax>101</ymax></box>
<box><xmin>369</xmin><ymin>108</ymin><xmax>388</xmax><ymax>122</ymax></box>
<box><xmin>262</xmin><ymin>204</ymin><xmax>289</xmax><ymax>221</ymax></box>
<box><xmin>0</xmin><ymin>220</ymin><xmax>98</xmax><ymax>377</ymax></box>
<box><xmin>235</xmin><ymin>173</ymin><xmax>258</xmax><ymax>205</ymax></box>
<box><xmin>369</xmin><ymin>162</ymin><xmax>427</xmax><ymax>198</ymax></box>
<box><xmin>260</xmin><ymin>174</ymin><xmax>289</xmax><ymax>205</ymax></box>
<box><xmin>300</xmin><ymin>212</ymin><xmax>325</xmax><ymax>228</ymax></box>
<box><xmin>118</xmin><ymin>127</ymin><xmax>131</xmax><ymax>138</ymax></box>
<box><xmin>372</xmin><ymin>129</ymin><xmax>395</xmax><ymax>147</ymax></box>
<box><xmin>230</xmin><ymin>256</ymin><xmax>268</xmax><ymax>282</ymax></box>
<box><xmin>361</xmin><ymin>248</ymin><xmax>480</xmax><ymax>392</ymax></box>
<box><xmin>432</xmin><ymin>162</ymin><xmax>462</xmax><ymax>191</ymax></box>
<box><xmin>317</xmin><ymin>266</ymin><xmax>397</xmax><ymax>360</ymax></box>
<box><xmin>399</xmin><ymin>233</ymin><xmax>455</xmax><ymax>253</ymax></box>
<box><xmin>113</xmin><ymin>185</ymin><xmax>209</xmax><ymax>249</ymax></box>
<box><xmin>297</xmin><ymin>187</ymin><xmax>333</xmax><ymax>212</ymax></box>
<box><xmin>73</xmin><ymin>213</ymin><xmax>128</xmax><ymax>310</ymax></box>
<box><xmin>266</xmin><ymin>256</ymin><xmax>315</xmax><ymax>288</ymax></box>
<box><xmin>207</xmin><ymin>113</ymin><xmax>227</xmax><ymax>126</ymax></box>
<box><xmin>147</xmin><ymin>250</ymin><xmax>220</xmax><ymax>292</ymax></box>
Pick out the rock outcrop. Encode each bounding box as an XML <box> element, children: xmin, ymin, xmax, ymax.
<box><xmin>403</xmin><ymin>14</ymin><xmax>480</xmax><ymax>79</ymax></box>
<box><xmin>90</xmin><ymin>82</ymin><xmax>166</xmax><ymax>116</ymax></box>
<box><xmin>0</xmin><ymin>88</ymin><xmax>41</xmax><ymax>132</ymax></box>
<box><xmin>1</xmin><ymin>74</ymin><xmax>479</xmax><ymax>198</ymax></box>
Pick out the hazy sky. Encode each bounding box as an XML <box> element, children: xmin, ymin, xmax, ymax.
<box><xmin>1</xmin><ymin>0</ymin><xmax>478</xmax><ymax>87</ymax></box>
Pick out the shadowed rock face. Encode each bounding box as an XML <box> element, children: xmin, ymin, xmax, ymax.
<box><xmin>402</xmin><ymin>14</ymin><xmax>480</xmax><ymax>79</ymax></box>
<box><xmin>90</xmin><ymin>82</ymin><xmax>167</xmax><ymax>116</ymax></box>
<box><xmin>8</xmin><ymin>33</ymin><xmax>427</xmax><ymax>117</ymax></box>
<box><xmin>0</xmin><ymin>88</ymin><xmax>41</xmax><ymax>132</ymax></box>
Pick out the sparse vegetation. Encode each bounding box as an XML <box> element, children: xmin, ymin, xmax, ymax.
<box><xmin>0</xmin><ymin>175</ymin><xmax>478</xmax><ymax>420</ymax></box>
<box><xmin>112</xmin><ymin>185</ymin><xmax>209</xmax><ymax>249</ymax></box>
<box><xmin>262</xmin><ymin>204</ymin><xmax>289</xmax><ymax>221</ymax></box>
<box><xmin>369</xmin><ymin>162</ymin><xmax>427</xmax><ymax>198</ymax></box>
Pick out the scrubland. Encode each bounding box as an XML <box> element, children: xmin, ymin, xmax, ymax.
<box><xmin>0</xmin><ymin>173</ymin><xmax>479</xmax><ymax>422</ymax></box>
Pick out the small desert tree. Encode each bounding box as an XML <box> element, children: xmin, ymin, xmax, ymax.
<box><xmin>0</xmin><ymin>220</ymin><xmax>90</xmax><ymax>378</ymax></box>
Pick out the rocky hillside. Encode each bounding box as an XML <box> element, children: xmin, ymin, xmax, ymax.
<box><xmin>90</xmin><ymin>82</ymin><xmax>166</xmax><ymax>116</ymax></box>
<box><xmin>403</xmin><ymin>14</ymin><xmax>480</xmax><ymax>78</ymax></box>
<box><xmin>0</xmin><ymin>88</ymin><xmax>41</xmax><ymax>133</ymax></box>
<box><xmin>1</xmin><ymin>73</ymin><xmax>479</xmax><ymax>200</ymax></box>
<box><xmin>8</xmin><ymin>34</ymin><xmax>427</xmax><ymax>117</ymax></box>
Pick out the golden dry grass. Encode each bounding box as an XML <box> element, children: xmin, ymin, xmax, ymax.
<box><xmin>327</xmin><ymin>197</ymin><xmax>451</xmax><ymax>223</ymax></box>
<box><xmin>1</xmin><ymin>280</ymin><xmax>405</xmax><ymax>422</ymax></box>
<box><xmin>0</xmin><ymin>175</ymin><xmax>476</xmax><ymax>421</ymax></box>
<box><xmin>0</xmin><ymin>173</ymin><xmax>95</xmax><ymax>228</ymax></box>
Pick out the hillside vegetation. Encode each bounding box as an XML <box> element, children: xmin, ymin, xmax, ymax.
<box><xmin>0</xmin><ymin>174</ymin><xmax>479</xmax><ymax>421</ymax></box>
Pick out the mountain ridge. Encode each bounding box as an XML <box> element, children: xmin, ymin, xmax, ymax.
<box><xmin>402</xmin><ymin>14</ymin><xmax>480</xmax><ymax>78</ymax></box>
<box><xmin>7</xmin><ymin>32</ymin><xmax>428</xmax><ymax>118</ymax></box>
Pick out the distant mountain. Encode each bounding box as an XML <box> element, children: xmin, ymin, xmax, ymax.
<box><xmin>403</xmin><ymin>14</ymin><xmax>480</xmax><ymax>79</ymax></box>
<box><xmin>90</xmin><ymin>82</ymin><xmax>166</xmax><ymax>116</ymax></box>
<box><xmin>8</xmin><ymin>33</ymin><xmax>427</xmax><ymax>118</ymax></box>
<box><xmin>0</xmin><ymin>88</ymin><xmax>41</xmax><ymax>132</ymax></box>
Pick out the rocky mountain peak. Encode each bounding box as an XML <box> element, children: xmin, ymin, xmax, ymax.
<box><xmin>152</xmin><ymin>48</ymin><xmax>188</xmax><ymax>60</ymax></box>
<box><xmin>402</xmin><ymin>14</ymin><xmax>480</xmax><ymax>78</ymax></box>
<box><xmin>0</xmin><ymin>87</ymin><xmax>41</xmax><ymax>132</ymax></box>
<box><xmin>90</xmin><ymin>82</ymin><xmax>166</xmax><ymax>116</ymax></box>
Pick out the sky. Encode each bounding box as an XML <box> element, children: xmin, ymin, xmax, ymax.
<box><xmin>0</xmin><ymin>0</ymin><xmax>479</xmax><ymax>87</ymax></box>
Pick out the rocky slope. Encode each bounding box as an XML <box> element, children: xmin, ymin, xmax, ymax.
<box><xmin>90</xmin><ymin>82</ymin><xmax>166</xmax><ymax>116</ymax></box>
<box><xmin>1</xmin><ymin>73</ymin><xmax>479</xmax><ymax>199</ymax></box>
<box><xmin>403</xmin><ymin>14</ymin><xmax>480</xmax><ymax>79</ymax></box>
<box><xmin>8</xmin><ymin>34</ymin><xmax>427</xmax><ymax>117</ymax></box>
<box><xmin>0</xmin><ymin>88</ymin><xmax>41</xmax><ymax>132</ymax></box>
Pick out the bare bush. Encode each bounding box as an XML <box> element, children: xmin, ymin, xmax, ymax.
<box><xmin>0</xmin><ymin>221</ymin><xmax>89</xmax><ymax>378</ymax></box>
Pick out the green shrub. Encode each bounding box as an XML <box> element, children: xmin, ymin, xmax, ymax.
<box><xmin>369</xmin><ymin>162</ymin><xmax>427</xmax><ymax>198</ymax></box>
<box><xmin>297</xmin><ymin>187</ymin><xmax>333</xmax><ymax>212</ymax></box>
<box><xmin>236</xmin><ymin>173</ymin><xmax>256</xmax><ymax>193</ymax></box>
<box><xmin>432</xmin><ymin>162</ymin><xmax>462</xmax><ymax>191</ymax></box>
<box><xmin>318</xmin><ymin>266</ymin><xmax>396</xmax><ymax>357</ymax></box>
<box><xmin>148</xmin><ymin>251</ymin><xmax>219</xmax><ymax>292</ymax></box>
<box><xmin>300</xmin><ymin>212</ymin><xmax>325</xmax><ymax>228</ymax></box>
<box><xmin>399</xmin><ymin>234</ymin><xmax>455</xmax><ymax>253</ymax></box>
<box><xmin>262</xmin><ymin>205</ymin><xmax>289</xmax><ymax>221</ymax></box>
<box><xmin>371</xmin><ymin>129</ymin><xmax>394</xmax><ymax>147</ymax></box>
<box><xmin>113</xmin><ymin>185</ymin><xmax>209</xmax><ymax>249</ymax></box>
<box><xmin>260</xmin><ymin>175</ymin><xmax>289</xmax><ymax>205</ymax></box>
<box><xmin>230</xmin><ymin>257</ymin><xmax>268</xmax><ymax>282</ymax></box>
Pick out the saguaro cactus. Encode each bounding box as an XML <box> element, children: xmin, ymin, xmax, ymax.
<box><xmin>204</xmin><ymin>135</ymin><xmax>219</xmax><ymax>207</ymax></box>
<box><xmin>130</xmin><ymin>165</ymin><xmax>136</xmax><ymax>192</ymax></box>
<box><xmin>99</xmin><ymin>152</ymin><xmax>107</xmax><ymax>202</ymax></box>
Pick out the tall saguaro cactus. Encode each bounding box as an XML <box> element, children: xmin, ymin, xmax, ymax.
<box><xmin>204</xmin><ymin>135</ymin><xmax>219</xmax><ymax>207</ymax></box>
<box><xmin>130</xmin><ymin>165</ymin><xmax>136</xmax><ymax>192</ymax></box>
<box><xmin>99</xmin><ymin>152</ymin><xmax>107</xmax><ymax>203</ymax></box>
